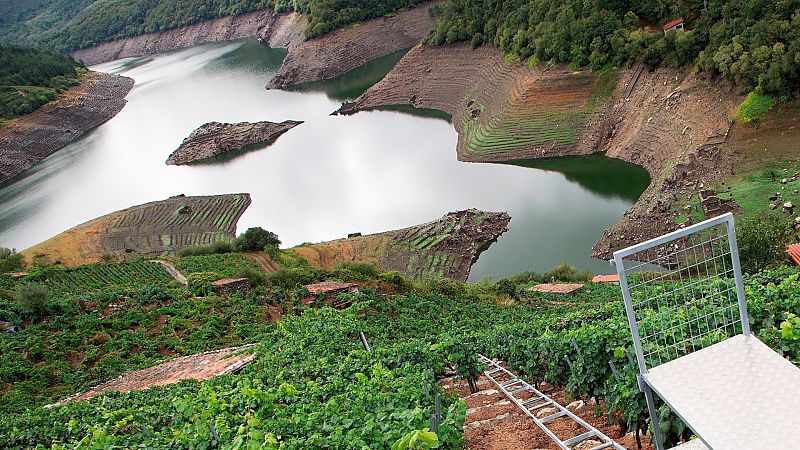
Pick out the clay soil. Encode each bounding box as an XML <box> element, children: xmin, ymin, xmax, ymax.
<box><xmin>22</xmin><ymin>194</ymin><xmax>251</xmax><ymax>266</ymax></box>
<box><xmin>55</xmin><ymin>344</ymin><xmax>256</xmax><ymax>405</ymax></box>
<box><xmin>0</xmin><ymin>72</ymin><xmax>133</xmax><ymax>184</ymax></box>
<box><xmin>444</xmin><ymin>375</ymin><xmax>653</xmax><ymax>450</ymax></box>
<box><xmin>292</xmin><ymin>209</ymin><xmax>510</xmax><ymax>281</ymax></box>
<box><xmin>266</xmin><ymin>2</ymin><xmax>440</xmax><ymax>88</ymax></box>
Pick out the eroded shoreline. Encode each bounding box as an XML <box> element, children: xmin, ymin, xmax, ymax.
<box><xmin>342</xmin><ymin>44</ymin><xmax>741</xmax><ymax>258</ymax></box>
<box><xmin>0</xmin><ymin>71</ymin><xmax>134</xmax><ymax>185</ymax></box>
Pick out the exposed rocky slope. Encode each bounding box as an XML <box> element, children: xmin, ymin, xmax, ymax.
<box><xmin>166</xmin><ymin>120</ymin><xmax>302</xmax><ymax>165</ymax></box>
<box><xmin>0</xmin><ymin>72</ymin><xmax>133</xmax><ymax>184</ymax></box>
<box><xmin>22</xmin><ymin>194</ymin><xmax>251</xmax><ymax>266</ymax></box>
<box><xmin>72</xmin><ymin>9</ymin><xmax>275</xmax><ymax>66</ymax></box>
<box><xmin>341</xmin><ymin>43</ymin><xmax>741</xmax><ymax>257</ymax></box>
<box><xmin>266</xmin><ymin>2</ymin><xmax>439</xmax><ymax>88</ymax></box>
<box><xmin>591</xmin><ymin>67</ymin><xmax>738</xmax><ymax>258</ymax></box>
<box><xmin>339</xmin><ymin>44</ymin><xmax>612</xmax><ymax>162</ymax></box>
<box><xmin>291</xmin><ymin>209</ymin><xmax>510</xmax><ymax>281</ymax></box>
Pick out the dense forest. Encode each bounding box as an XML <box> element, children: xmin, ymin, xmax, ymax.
<box><xmin>429</xmin><ymin>0</ymin><xmax>800</xmax><ymax>95</ymax></box>
<box><xmin>0</xmin><ymin>0</ymin><xmax>428</xmax><ymax>53</ymax></box>
<box><xmin>0</xmin><ymin>45</ymin><xmax>83</xmax><ymax>120</ymax></box>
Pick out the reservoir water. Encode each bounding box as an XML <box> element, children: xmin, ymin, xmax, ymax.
<box><xmin>0</xmin><ymin>39</ymin><xmax>649</xmax><ymax>281</ymax></box>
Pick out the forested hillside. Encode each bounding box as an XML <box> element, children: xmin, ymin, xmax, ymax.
<box><xmin>0</xmin><ymin>0</ymin><xmax>429</xmax><ymax>52</ymax></box>
<box><xmin>430</xmin><ymin>0</ymin><xmax>800</xmax><ymax>95</ymax></box>
<box><xmin>0</xmin><ymin>44</ymin><xmax>83</xmax><ymax>120</ymax></box>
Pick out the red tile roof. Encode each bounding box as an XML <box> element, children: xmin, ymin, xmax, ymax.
<box><xmin>663</xmin><ymin>18</ymin><xmax>684</xmax><ymax>31</ymax></box>
<box><xmin>788</xmin><ymin>244</ymin><xmax>800</xmax><ymax>265</ymax></box>
<box><xmin>592</xmin><ymin>274</ymin><xmax>620</xmax><ymax>283</ymax></box>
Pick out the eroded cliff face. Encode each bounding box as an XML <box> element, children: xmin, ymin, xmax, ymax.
<box><xmin>340</xmin><ymin>44</ymin><xmax>741</xmax><ymax>257</ymax></box>
<box><xmin>266</xmin><ymin>2</ymin><xmax>439</xmax><ymax>89</ymax></box>
<box><xmin>0</xmin><ymin>72</ymin><xmax>134</xmax><ymax>184</ymax></box>
<box><xmin>165</xmin><ymin>120</ymin><xmax>302</xmax><ymax>165</ymax></box>
<box><xmin>71</xmin><ymin>9</ymin><xmax>276</xmax><ymax>66</ymax></box>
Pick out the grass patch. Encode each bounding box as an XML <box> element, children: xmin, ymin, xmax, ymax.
<box><xmin>735</xmin><ymin>92</ymin><xmax>775</xmax><ymax>123</ymax></box>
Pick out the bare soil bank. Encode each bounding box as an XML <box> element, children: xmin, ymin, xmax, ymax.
<box><xmin>340</xmin><ymin>44</ymin><xmax>611</xmax><ymax>162</ymax></box>
<box><xmin>22</xmin><ymin>194</ymin><xmax>251</xmax><ymax>266</ymax></box>
<box><xmin>266</xmin><ymin>2</ymin><xmax>439</xmax><ymax>89</ymax></box>
<box><xmin>166</xmin><ymin>120</ymin><xmax>302</xmax><ymax>165</ymax></box>
<box><xmin>292</xmin><ymin>209</ymin><xmax>510</xmax><ymax>281</ymax></box>
<box><xmin>72</xmin><ymin>10</ymin><xmax>276</xmax><ymax>66</ymax></box>
<box><xmin>342</xmin><ymin>44</ymin><xmax>741</xmax><ymax>257</ymax></box>
<box><xmin>0</xmin><ymin>71</ymin><xmax>134</xmax><ymax>184</ymax></box>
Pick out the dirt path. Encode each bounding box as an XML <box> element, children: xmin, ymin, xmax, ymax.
<box><xmin>443</xmin><ymin>375</ymin><xmax>651</xmax><ymax>450</ymax></box>
<box><xmin>243</xmin><ymin>252</ymin><xmax>279</xmax><ymax>273</ymax></box>
<box><xmin>151</xmin><ymin>260</ymin><xmax>188</xmax><ymax>284</ymax></box>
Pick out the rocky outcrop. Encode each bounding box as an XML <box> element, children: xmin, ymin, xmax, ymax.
<box><xmin>292</xmin><ymin>209</ymin><xmax>511</xmax><ymax>281</ymax></box>
<box><xmin>72</xmin><ymin>9</ymin><xmax>276</xmax><ymax>66</ymax></box>
<box><xmin>0</xmin><ymin>72</ymin><xmax>134</xmax><ymax>184</ymax></box>
<box><xmin>166</xmin><ymin>120</ymin><xmax>302</xmax><ymax>165</ymax></box>
<box><xmin>266</xmin><ymin>2</ymin><xmax>439</xmax><ymax>88</ymax></box>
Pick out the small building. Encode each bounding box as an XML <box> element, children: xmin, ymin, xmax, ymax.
<box><xmin>211</xmin><ymin>278</ymin><xmax>250</xmax><ymax>297</ymax></box>
<box><xmin>663</xmin><ymin>18</ymin><xmax>685</xmax><ymax>35</ymax></box>
<box><xmin>304</xmin><ymin>281</ymin><xmax>359</xmax><ymax>309</ymax></box>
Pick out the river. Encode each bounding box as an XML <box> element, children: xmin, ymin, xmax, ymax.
<box><xmin>0</xmin><ymin>39</ymin><xmax>649</xmax><ymax>281</ymax></box>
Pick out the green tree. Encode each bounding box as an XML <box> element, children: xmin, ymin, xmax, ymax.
<box><xmin>236</xmin><ymin>227</ymin><xmax>281</xmax><ymax>251</ymax></box>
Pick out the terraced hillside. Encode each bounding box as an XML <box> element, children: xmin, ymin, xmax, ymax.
<box><xmin>291</xmin><ymin>209</ymin><xmax>510</xmax><ymax>281</ymax></box>
<box><xmin>340</xmin><ymin>44</ymin><xmax>614</xmax><ymax>162</ymax></box>
<box><xmin>266</xmin><ymin>2</ymin><xmax>439</xmax><ymax>89</ymax></box>
<box><xmin>344</xmin><ymin>43</ymin><xmax>745</xmax><ymax>258</ymax></box>
<box><xmin>22</xmin><ymin>194</ymin><xmax>251</xmax><ymax>266</ymax></box>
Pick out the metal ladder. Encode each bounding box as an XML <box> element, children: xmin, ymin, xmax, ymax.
<box><xmin>478</xmin><ymin>355</ymin><xmax>625</xmax><ymax>450</ymax></box>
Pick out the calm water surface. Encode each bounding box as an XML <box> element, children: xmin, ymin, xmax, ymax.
<box><xmin>0</xmin><ymin>39</ymin><xmax>649</xmax><ymax>280</ymax></box>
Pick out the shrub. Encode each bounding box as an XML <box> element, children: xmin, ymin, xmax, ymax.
<box><xmin>378</xmin><ymin>271</ymin><xmax>413</xmax><ymax>292</ymax></box>
<box><xmin>177</xmin><ymin>241</ymin><xmax>234</xmax><ymax>257</ymax></box>
<box><xmin>544</xmin><ymin>263</ymin><xmax>590</xmax><ymax>283</ymax></box>
<box><xmin>738</xmin><ymin>215</ymin><xmax>791</xmax><ymax>274</ymax></box>
<box><xmin>0</xmin><ymin>248</ymin><xmax>23</xmax><ymax>273</ymax></box>
<box><xmin>16</xmin><ymin>283</ymin><xmax>50</xmax><ymax>317</ymax></box>
<box><xmin>187</xmin><ymin>272</ymin><xmax>220</xmax><ymax>297</ymax></box>
<box><xmin>236</xmin><ymin>227</ymin><xmax>280</xmax><ymax>252</ymax></box>
<box><xmin>236</xmin><ymin>266</ymin><xmax>267</xmax><ymax>288</ymax></box>
<box><xmin>735</xmin><ymin>92</ymin><xmax>775</xmax><ymax>123</ymax></box>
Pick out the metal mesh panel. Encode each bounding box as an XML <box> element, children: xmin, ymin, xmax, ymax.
<box><xmin>614</xmin><ymin>213</ymin><xmax>748</xmax><ymax>372</ymax></box>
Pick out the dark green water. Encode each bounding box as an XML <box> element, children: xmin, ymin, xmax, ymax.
<box><xmin>0</xmin><ymin>39</ymin><xmax>649</xmax><ymax>280</ymax></box>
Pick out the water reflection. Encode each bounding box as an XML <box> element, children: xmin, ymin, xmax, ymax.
<box><xmin>0</xmin><ymin>39</ymin><xmax>648</xmax><ymax>280</ymax></box>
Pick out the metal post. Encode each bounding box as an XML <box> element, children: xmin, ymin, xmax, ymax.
<box><xmin>643</xmin><ymin>383</ymin><xmax>665</xmax><ymax>450</ymax></box>
<box><xmin>614</xmin><ymin>253</ymin><xmax>649</xmax><ymax>376</ymax></box>
<box><xmin>359</xmin><ymin>331</ymin><xmax>371</xmax><ymax>352</ymax></box>
<box><xmin>725</xmin><ymin>216</ymin><xmax>751</xmax><ymax>335</ymax></box>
